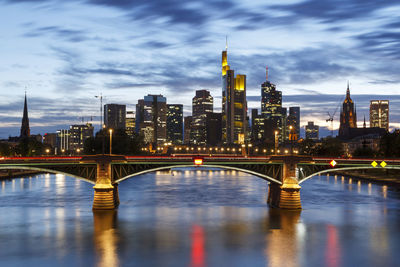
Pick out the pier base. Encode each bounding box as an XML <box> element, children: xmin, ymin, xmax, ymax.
<box><xmin>93</xmin><ymin>185</ymin><xmax>117</xmax><ymax>210</ymax></box>
<box><xmin>268</xmin><ymin>178</ymin><xmax>301</xmax><ymax>209</ymax></box>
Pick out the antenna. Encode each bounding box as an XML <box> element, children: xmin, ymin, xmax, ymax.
<box><xmin>266</xmin><ymin>66</ymin><xmax>269</xmax><ymax>81</ymax></box>
<box><xmin>225</xmin><ymin>35</ymin><xmax>228</xmax><ymax>50</ymax></box>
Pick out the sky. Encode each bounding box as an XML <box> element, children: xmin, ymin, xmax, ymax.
<box><xmin>0</xmin><ymin>0</ymin><xmax>399</xmax><ymax>139</ymax></box>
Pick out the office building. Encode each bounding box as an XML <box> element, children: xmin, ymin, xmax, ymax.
<box><xmin>126</xmin><ymin>111</ymin><xmax>135</xmax><ymax>137</ymax></box>
<box><xmin>104</xmin><ymin>104</ymin><xmax>126</xmax><ymax>130</ymax></box>
<box><xmin>167</xmin><ymin>104</ymin><xmax>183</xmax><ymax>144</ymax></box>
<box><xmin>56</xmin><ymin>129</ymin><xmax>70</xmax><ymax>152</ymax></box>
<box><xmin>221</xmin><ymin>46</ymin><xmax>247</xmax><ymax>144</ymax></box>
<box><xmin>287</xmin><ymin>107</ymin><xmax>300</xmax><ymax>140</ymax></box>
<box><xmin>305</xmin><ymin>121</ymin><xmax>319</xmax><ymax>140</ymax></box>
<box><xmin>192</xmin><ymin>90</ymin><xmax>213</xmax><ymax>145</ymax></box>
<box><xmin>69</xmin><ymin>123</ymin><xmax>94</xmax><ymax>151</ymax></box>
<box><xmin>370</xmin><ymin>100</ymin><xmax>389</xmax><ymax>131</ymax></box>
<box><xmin>206</xmin><ymin>112</ymin><xmax>222</xmax><ymax>146</ymax></box>
<box><xmin>251</xmin><ymin>109</ymin><xmax>264</xmax><ymax>144</ymax></box>
<box><xmin>184</xmin><ymin>116</ymin><xmax>192</xmax><ymax>144</ymax></box>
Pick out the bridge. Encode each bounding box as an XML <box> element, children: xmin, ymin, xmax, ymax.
<box><xmin>1</xmin><ymin>155</ymin><xmax>399</xmax><ymax>210</ymax></box>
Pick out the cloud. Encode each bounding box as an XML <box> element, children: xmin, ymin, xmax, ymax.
<box><xmin>23</xmin><ymin>25</ymin><xmax>89</xmax><ymax>42</ymax></box>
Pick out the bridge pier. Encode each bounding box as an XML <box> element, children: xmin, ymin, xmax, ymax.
<box><xmin>267</xmin><ymin>155</ymin><xmax>308</xmax><ymax>210</ymax></box>
<box><xmin>92</xmin><ymin>156</ymin><xmax>120</xmax><ymax>210</ymax></box>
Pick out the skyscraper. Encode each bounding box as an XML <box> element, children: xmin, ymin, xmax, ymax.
<box><xmin>206</xmin><ymin>112</ymin><xmax>222</xmax><ymax>146</ymax></box>
<box><xmin>104</xmin><ymin>104</ymin><xmax>126</xmax><ymax>130</ymax></box>
<box><xmin>183</xmin><ymin>116</ymin><xmax>193</xmax><ymax>145</ymax></box>
<box><xmin>125</xmin><ymin>111</ymin><xmax>135</xmax><ymax>137</ymax></box>
<box><xmin>339</xmin><ymin>82</ymin><xmax>357</xmax><ymax>138</ymax></box>
<box><xmin>192</xmin><ymin>90</ymin><xmax>213</xmax><ymax>145</ymax></box>
<box><xmin>261</xmin><ymin>67</ymin><xmax>283</xmax><ymax>142</ymax></box>
<box><xmin>69</xmin><ymin>123</ymin><xmax>94</xmax><ymax>151</ymax></box>
<box><xmin>370</xmin><ymin>100</ymin><xmax>389</xmax><ymax>131</ymax></box>
<box><xmin>287</xmin><ymin>107</ymin><xmax>300</xmax><ymax>140</ymax></box>
<box><xmin>305</xmin><ymin>121</ymin><xmax>319</xmax><ymax>140</ymax></box>
<box><xmin>167</xmin><ymin>104</ymin><xmax>183</xmax><ymax>144</ymax></box>
<box><xmin>221</xmin><ymin>45</ymin><xmax>247</xmax><ymax>144</ymax></box>
<box><xmin>20</xmin><ymin>92</ymin><xmax>30</xmax><ymax>139</ymax></box>
<box><xmin>137</xmin><ymin>94</ymin><xmax>167</xmax><ymax>145</ymax></box>
<box><xmin>251</xmin><ymin>109</ymin><xmax>264</xmax><ymax>144</ymax></box>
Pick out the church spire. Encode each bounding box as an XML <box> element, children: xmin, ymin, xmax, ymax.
<box><xmin>20</xmin><ymin>92</ymin><xmax>30</xmax><ymax>139</ymax></box>
<box><xmin>363</xmin><ymin>115</ymin><xmax>366</xmax><ymax>128</ymax></box>
<box><xmin>346</xmin><ymin>80</ymin><xmax>350</xmax><ymax>98</ymax></box>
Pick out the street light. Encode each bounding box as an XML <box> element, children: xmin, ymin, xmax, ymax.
<box><xmin>274</xmin><ymin>130</ymin><xmax>279</xmax><ymax>155</ymax></box>
<box><xmin>109</xmin><ymin>128</ymin><xmax>113</xmax><ymax>155</ymax></box>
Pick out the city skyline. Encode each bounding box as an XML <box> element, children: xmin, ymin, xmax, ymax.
<box><xmin>1</xmin><ymin>0</ymin><xmax>399</xmax><ymax>138</ymax></box>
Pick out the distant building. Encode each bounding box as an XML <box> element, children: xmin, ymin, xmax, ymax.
<box><xmin>192</xmin><ymin>90</ymin><xmax>213</xmax><ymax>145</ymax></box>
<box><xmin>56</xmin><ymin>129</ymin><xmax>70</xmax><ymax>152</ymax></box>
<box><xmin>69</xmin><ymin>123</ymin><xmax>94</xmax><ymax>152</ymax></box>
<box><xmin>261</xmin><ymin>67</ymin><xmax>284</xmax><ymax>143</ymax></box>
<box><xmin>287</xmin><ymin>107</ymin><xmax>300</xmax><ymax>140</ymax></box>
<box><xmin>43</xmin><ymin>133</ymin><xmax>57</xmax><ymax>148</ymax></box>
<box><xmin>104</xmin><ymin>104</ymin><xmax>126</xmax><ymax>130</ymax></box>
<box><xmin>167</xmin><ymin>104</ymin><xmax>183</xmax><ymax>144</ymax></box>
<box><xmin>126</xmin><ymin>111</ymin><xmax>135</xmax><ymax>137</ymax></box>
<box><xmin>251</xmin><ymin>109</ymin><xmax>264</xmax><ymax>144</ymax></box>
<box><xmin>206</xmin><ymin>112</ymin><xmax>222</xmax><ymax>146</ymax></box>
<box><xmin>184</xmin><ymin>116</ymin><xmax>192</xmax><ymax>145</ymax></box>
<box><xmin>221</xmin><ymin>46</ymin><xmax>247</xmax><ymax>144</ymax></box>
<box><xmin>136</xmin><ymin>95</ymin><xmax>167</xmax><ymax>145</ymax></box>
<box><xmin>305</xmin><ymin>121</ymin><xmax>319</xmax><ymax>140</ymax></box>
<box><xmin>370</xmin><ymin>100</ymin><xmax>389</xmax><ymax>131</ymax></box>
<box><xmin>339</xmin><ymin>82</ymin><xmax>357</xmax><ymax>138</ymax></box>
<box><xmin>20</xmin><ymin>92</ymin><xmax>30</xmax><ymax>139</ymax></box>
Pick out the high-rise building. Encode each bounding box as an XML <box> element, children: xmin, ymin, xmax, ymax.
<box><xmin>167</xmin><ymin>104</ymin><xmax>183</xmax><ymax>144</ymax></box>
<box><xmin>251</xmin><ymin>109</ymin><xmax>264</xmax><ymax>144</ymax></box>
<box><xmin>69</xmin><ymin>123</ymin><xmax>94</xmax><ymax>151</ymax></box>
<box><xmin>43</xmin><ymin>133</ymin><xmax>57</xmax><ymax>148</ymax></box>
<box><xmin>126</xmin><ymin>111</ymin><xmax>135</xmax><ymax>137</ymax></box>
<box><xmin>370</xmin><ymin>100</ymin><xmax>389</xmax><ymax>131</ymax></box>
<box><xmin>305</xmin><ymin>121</ymin><xmax>319</xmax><ymax>140</ymax></box>
<box><xmin>287</xmin><ymin>107</ymin><xmax>300</xmax><ymax>140</ymax></box>
<box><xmin>261</xmin><ymin>67</ymin><xmax>284</xmax><ymax>143</ymax></box>
<box><xmin>20</xmin><ymin>92</ymin><xmax>30</xmax><ymax>139</ymax></box>
<box><xmin>205</xmin><ymin>112</ymin><xmax>222</xmax><ymax>146</ymax></box>
<box><xmin>137</xmin><ymin>95</ymin><xmax>167</xmax><ymax>145</ymax></box>
<box><xmin>104</xmin><ymin>104</ymin><xmax>126</xmax><ymax>130</ymax></box>
<box><xmin>192</xmin><ymin>90</ymin><xmax>213</xmax><ymax>145</ymax></box>
<box><xmin>339</xmin><ymin>82</ymin><xmax>357</xmax><ymax>138</ymax></box>
<box><xmin>184</xmin><ymin>116</ymin><xmax>193</xmax><ymax>145</ymax></box>
<box><xmin>221</xmin><ymin>46</ymin><xmax>247</xmax><ymax>144</ymax></box>
<box><xmin>56</xmin><ymin>129</ymin><xmax>70</xmax><ymax>152</ymax></box>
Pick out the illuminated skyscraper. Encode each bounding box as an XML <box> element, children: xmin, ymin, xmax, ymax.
<box><xmin>183</xmin><ymin>116</ymin><xmax>193</xmax><ymax>145</ymax></box>
<box><xmin>167</xmin><ymin>104</ymin><xmax>183</xmax><ymax>144</ymax></box>
<box><xmin>125</xmin><ymin>111</ymin><xmax>135</xmax><ymax>137</ymax></box>
<box><xmin>305</xmin><ymin>121</ymin><xmax>319</xmax><ymax>140</ymax></box>
<box><xmin>69</xmin><ymin>123</ymin><xmax>94</xmax><ymax>151</ymax></box>
<box><xmin>370</xmin><ymin>100</ymin><xmax>389</xmax><ymax>131</ymax></box>
<box><xmin>20</xmin><ymin>92</ymin><xmax>30</xmax><ymax>139</ymax></box>
<box><xmin>221</xmin><ymin>45</ymin><xmax>247</xmax><ymax>144</ymax></box>
<box><xmin>287</xmin><ymin>107</ymin><xmax>300</xmax><ymax>140</ymax></box>
<box><xmin>339</xmin><ymin>82</ymin><xmax>357</xmax><ymax>138</ymax></box>
<box><xmin>192</xmin><ymin>90</ymin><xmax>213</xmax><ymax>145</ymax></box>
<box><xmin>251</xmin><ymin>109</ymin><xmax>264</xmax><ymax>144</ymax></box>
<box><xmin>261</xmin><ymin>67</ymin><xmax>283</xmax><ymax>143</ymax></box>
<box><xmin>104</xmin><ymin>104</ymin><xmax>126</xmax><ymax>130</ymax></box>
<box><xmin>137</xmin><ymin>95</ymin><xmax>167</xmax><ymax>145</ymax></box>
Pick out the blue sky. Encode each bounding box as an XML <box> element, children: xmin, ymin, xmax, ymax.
<box><xmin>0</xmin><ymin>0</ymin><xmax>399</xmax><ymax>138</ymax></box>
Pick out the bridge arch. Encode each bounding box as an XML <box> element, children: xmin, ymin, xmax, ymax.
<box><xmin>299</xmin><ymin>166</ymin><xmax>400</xmax><ymax>185</ymax></box>
<box><xmin>0</xmin><ymin>166</ymin><xmax>95</xmax><ymax>184</ymax></box>
<box><xmin>114</xmin><ymin>164</ymin><xmax>282</xmax><ymax>185</ymax></box>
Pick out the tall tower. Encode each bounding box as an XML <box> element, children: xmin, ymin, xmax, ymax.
<box><xmin>221</xmin><ymin>44</ymin><xmax>247</xmax><ymax>144</ymax></box>
<box><xmin>370</xmin><ymin>100</ymin><xmax>389</xmax><ymax>131</ymax></box>
<box><xmin>339</xmin><ymin>82</ymin><xmax>357</xmax><ymax>138</ymax></box>
<box><xmin>192</xmin><ymin>90</ymin><xmax>213</xmax><ymax>145</ymax></box>
<box><xmin>20</xmin><ymin>92</ymin><xmax>30</xmax><ymax>139</ymax></box>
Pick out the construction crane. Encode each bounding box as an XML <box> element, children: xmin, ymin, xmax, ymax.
<box><xmin>326</xmin><ymin>99</ymin><xmax>343</xmax><ymax>137</ymax></box>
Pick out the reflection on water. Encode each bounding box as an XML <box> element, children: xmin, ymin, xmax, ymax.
<box><xmin>0</xmin><ymin>169</ymin><xmax>400</xmax><ymax>266</ymax></box>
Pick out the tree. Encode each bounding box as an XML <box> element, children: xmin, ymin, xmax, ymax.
<box><xmin>0</xmin><ymin>142</ymin><xmax>12</xmax><ymax>156</ymax></box>
<box><xmin>14</xmin><ymin>137</ymin><xmax>44</xmax><ymax>156</ymax></box>
<box><xmin>379</xmin><ymin>131</ymin><xmax>400</xmax><ymax>157</ymax></box>
<box><xmin>84</xmin><ymin>128</ymin><xmax>144</xmax><ymax>155</ymax></box>
<box><xmin>316</xmin><ymin>137</ymin><xmax>344</xmax><ymax>157</ymax></box>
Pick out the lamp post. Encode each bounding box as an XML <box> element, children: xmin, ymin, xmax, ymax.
<box><xmin>274</xmin><ymin>130</ymin><xmax>278</xmax><ymax>155</ymax></box>
<box><xmin>109</xmin><ymin>129</ymin><xmax>113</xmax><ymax>155</ymax></box>
<box><xmin>95</xmin><ymin>93</ymin><xmax>105</xmax><ymax>154</ymax></box>
<box><xmin>289</xmin><ymin>125</ymin><xmax>294</xmax><ymax>154</ymax></box>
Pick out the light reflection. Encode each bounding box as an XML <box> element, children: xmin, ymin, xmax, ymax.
<box><xmin>325</xmin><ymin>225</ymin><xmax>340</xmax><ymax>267</ymax></box>
<box><xmin>190</xmin><ymin>224</ymin><xmax>205</xmax><ymax>267</ymax></box>
<box><xmin>266</xmin><ymin>210</ymin><xmax>301</xmax><ymax>267</ymax></box>
<box><xmin>20</xmin><ymin>178</ymin><xmax>24</xmax><ymax>189</ymax></box>
<box><xmin>1</xmin><ymin>180</ymin><xmax>5</xmax><ymax>193</ymax></box>
<box><xmin>357</xmin><ymin>180</ymin><xmax>361</xmax><ymax>194</ymax></box>
<box><xmin>334</xmin><ymin>175</ymin><xmax>337</xmax><ymax>184</ymax></box>
<box><xmin>12</xmin><ymin>179</ymin><xmax>15</xmax><ymax>192</ymax></box>
<box><xmin>93</xmin><ymin>210</ymin><xmax>119</xmax><ymax>267</ymax></box>
<box><xmin>368</xmin><ymin>183</ymin><xmax>372</xmax><ymax>195</ymax></box>
<box><xmin>382</xmin><ymin>185</ymin><xmax>387</xmax><ymax>198</ymax></box>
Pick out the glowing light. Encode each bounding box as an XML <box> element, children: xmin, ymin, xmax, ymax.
<box><xmin>194</xmin><ymin>158</ymin><xmax>203</xmax><ymax>165</ymax></box>
<box><xmin>371</xmin><ymin>161</ymin><xmax>378</xmax><ymax>167</ymax></box>
<box><xmin>330</xmin><ymin>160</ymin><xmax>337</xmax><ymax>167</ymax></box>
<box><xmin>380</xmin><ymin>161</ymin><xmax>387</xmax><ymax>168</ymax></box>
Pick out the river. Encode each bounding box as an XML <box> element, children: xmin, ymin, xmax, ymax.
<box><xmin>0</xmin><ymin>168</ymin><xmax>399</xmax><ymax>266</ymax></box>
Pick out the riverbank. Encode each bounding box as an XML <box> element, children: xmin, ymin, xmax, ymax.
<box><xmin>334</xmin><ymin>169</ymin><xmax>400</xmax><ymax>188</ymax></box>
